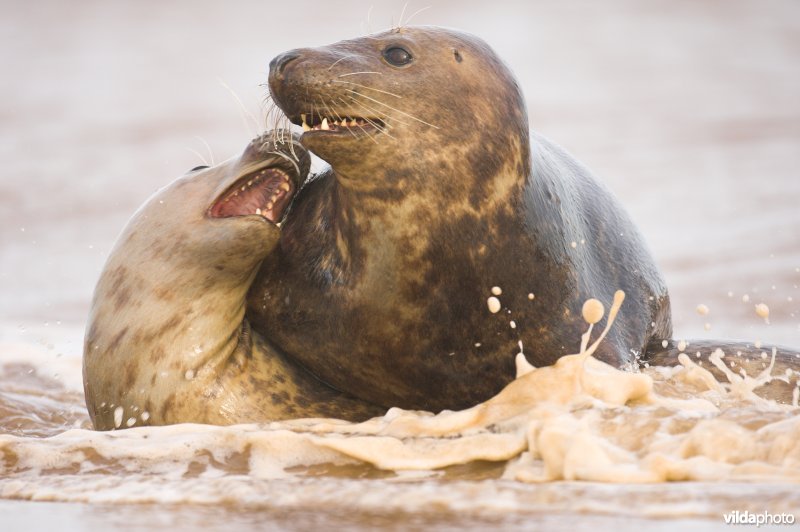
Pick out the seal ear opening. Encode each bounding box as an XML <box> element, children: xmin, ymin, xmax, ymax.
<box><xmin>453</xmin><ymin>49</ymin><xmax>463</xmax><ymax>63</ymax></box>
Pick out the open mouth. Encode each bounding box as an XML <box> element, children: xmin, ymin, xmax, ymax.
<box><xmin>294</xmin><ymin>113</ymin><xmax>385</xmax><ymax>134</ymax></box>
<box><xmin>208</xmin><ymin>167</ymin><xmax>295</xmax><ymax>223</ymax></box>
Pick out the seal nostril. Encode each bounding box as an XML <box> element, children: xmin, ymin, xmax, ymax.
<box><xmin>270</xmin><ymin>51</ymin><xmax>301</xmax><ymax>78</ymax></box>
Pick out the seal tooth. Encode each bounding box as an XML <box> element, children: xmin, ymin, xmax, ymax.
<box><xmin>256</xmin><ymin>208</ymin><xmax>262</xmax><ymax>215</ymax></box>
<box><xmin>266</xmin><ymin>201</ymin><xmax>274</xmax><ymax>210</ymax></box>
<box><xmin>321</xmin><ymin>118</ymin><xmax>330</xmax><ymax>130</ymax></box>
<box><xmin>302</xmin><ymin>122</ymin><xmax>311</xmax><ymax>132</ymax></box>
<box><xmin>279</xmin><ymin>182</ymin><xmax>291</xmax><ymax>192</ymax></box>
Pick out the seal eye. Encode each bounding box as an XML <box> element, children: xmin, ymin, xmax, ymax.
<box><xmin>383</xmin><ymin>46</ymin><xmax>413</xmax><ymax>67</ymax></box>
<box><xmin>190</xmin><ymin>165</ymin><xmax>209</xmax><ymax>172</ymax></box>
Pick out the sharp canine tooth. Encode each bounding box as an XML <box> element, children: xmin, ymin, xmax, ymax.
<box><xmin>256</xmin><ymin>208</ymin><xmax>262</xmax><ymax>215</ymax></box>
<box><xmin>321</xmin><ymin>118</ymin><xmax>329</xmax><ymax>130</ymax></box>
<box><xmin>280</xmin><ymin>182</ymin><xmax>291</xmax><ymax>192</ymax></box>
<box><xmin>302</xmin><ymin>122</ymin><xmax>311</xmax><ymax>132</ymax></box>
<box><xmin>301</xmin><ymin>113</ymin><xmax>307</xmax><ymax>124</ymax></box>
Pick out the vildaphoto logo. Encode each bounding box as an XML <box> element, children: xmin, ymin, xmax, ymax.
<box><xmin>723</xmin><ymin>510</ymin><xmax>796</xmax><ymax>527</ymax></box>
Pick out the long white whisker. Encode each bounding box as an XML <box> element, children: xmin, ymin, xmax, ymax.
<box><xmin>343</xmin><ymin>96</ymin><xmax>397</xmax><ymax>130</ymax></box>
<box><xmin>193</xmin><ymin>136</ymin><xmax>215</xmax><ymax>166</ymax></box>
<box><xmin>185</xmin><ymin>147</ymin><xmax>209</xmax><ymax>167</ymax></box>
<box><xmin>344</xmin><ymin>88</ymin><xmax>440</xmax><ymax>129</ymax></box>
<box><xmin>364</xmin><ymin>5</ymin><xmax>374</xmax><ymax>34</ymax></box>
<box><xmin>331</xmin><ymin>97</ymin><xmax>380</xmax><ymax>144</ymax></box>
<box><xmin>363</xmin><ymin>116</ymin><xmax>394</xmax><ymax>139</ymax></box>
<box><xmin>218</xmin><ymin>78</ymin><xmax>260</xmax><ymax>137</ymax></box>
<box><xmin>338</xmin><ymin>97</ymin><xmax>394</xmax><ymax>140</ymax></box>
<box><xmin>332</xmin><ymin>80</ymin><xmax>402</xmax><ymax>99</ymax></box>
<box><xmin>357</xmin><ymin>122</ymin><xmax>380</xmax><ymax>144</ymax></box>
<box><xmin>398</xmin><ymin>2</ymin><xmax>409</xmax><ymax>28</ymax></box>
<box><xmin>348</xmin><ymin>98</ymin><xmax>407</xmax><ymax>129</ymax></box>
<box><xmin>404</xmin><ymin>6</ymin><xmax>431</xmax><ymax>26</ymax></box>
<box><xmin>328</xmin><ymin>54</ymin><xmax>354</xmax><ymax>71</ymax></box>
<box><xmin>338</xmin><ymin>71</ymin><xmax>382</xmax><ymax>78</ymax></box>
<box><xmin>320</xmin><ymin>98</ymin><xmax>359</xmax><ymax>140</ymax></box>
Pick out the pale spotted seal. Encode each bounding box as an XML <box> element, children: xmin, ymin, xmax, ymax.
<box><xmin>83</xmin><ymin>133</ymin><xmax>382</xmax><ymax>430</ymax></box>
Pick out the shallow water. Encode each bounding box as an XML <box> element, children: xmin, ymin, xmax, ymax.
<box><xmin>1</xmin><ymin>316</ymin><xmax>799</xmax><ymax>529</ymax></box>
<box><xmin>2</xmin><ymin>0</ymin><xmax>799</xmax><ymax>529</ymax></box>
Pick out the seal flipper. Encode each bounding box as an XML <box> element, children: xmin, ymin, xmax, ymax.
<box><xmin>83</xmin><ymin>132</ymin><xmax>382</xmax><ymax>430</ymax></box>
<box><xmin>644</xmin><ymin>339</ymin><xmax>800</xmax><ymax>404</ymax></box>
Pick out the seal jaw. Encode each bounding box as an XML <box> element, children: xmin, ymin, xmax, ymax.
<box><xmin>208</xmin><ymin>167</ymin><xmax>295</xmax><ymax>224</ymax></box>
<box><xmin>294</xmin><ymin>112</ymin><xmax>385</xmax><ymax>136</ymax></box>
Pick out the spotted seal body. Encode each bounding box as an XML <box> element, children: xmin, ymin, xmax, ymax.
<box><xmin>83</xmin><ymin>134</ymin><xmax>381</xmax><ymax>430</ymax></box>
<box><xmin>250</xmin><ymin>26</ymin><xmax>672</xmax><ymax>413</ymax></box>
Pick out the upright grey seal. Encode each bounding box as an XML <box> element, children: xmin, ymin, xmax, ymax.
<box><xmin>250</xmin><ymin>26</ymin><xmax>672</xmax><ymax>413</ymax></box>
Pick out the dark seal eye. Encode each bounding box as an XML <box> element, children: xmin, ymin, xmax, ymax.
<box><xmin>189</xmin><ymin>165</ymin><xmax>209</xmax><ymax>172</ymax></box>
<box><xmin>383</xmin><ymin>46</ymin><xmax>413</xmax><ymax>67</ymax></box>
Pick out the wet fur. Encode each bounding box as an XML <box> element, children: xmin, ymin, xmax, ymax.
<box><xmin>252</xmin><ymin>27</ymin><xmax>671</xmax><ymax>412</ymax></box>
<box><xmin>83</xmin><ymin>136</ymin><xmax>382</xmax><ymax>430</ymax></box>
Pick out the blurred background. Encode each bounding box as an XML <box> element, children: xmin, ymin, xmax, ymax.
<box><xmin>1</xmin><ymin>0</ymin><xmax>798</xmax><ymax>351</ymax></box>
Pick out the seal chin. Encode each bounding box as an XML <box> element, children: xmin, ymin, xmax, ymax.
<box><xmin>208</xmin><ymin>166</ymin><xmax>295</xmax><ymax>223</ymax></box>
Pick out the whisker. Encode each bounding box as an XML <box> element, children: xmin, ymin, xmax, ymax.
<box><xmin>193</xmin><ymin>136</ymin><xmax>215</xmax><ymax>166</ymax></box>
<box><xmin>218</xmin><ymin>77</ymin><xmax>260</xmax><ymax>138</ymax></box>
<box><xmin>185</xmin><ymin>147</ymin><xmax>210</xmax><ymax>167</ymax></box>
<box><xmin>330</xmin><ymin>97</ymin><xmax>379</xmax><ymax>145</ymax></box>
<box><xmin>338</xmin><ymin>71</ymin><xmax>382</xmax><ymax>78</ymax></box>
<box><xmin>341</xmin><ymin>96</ymin><xmax>392</xmax><ymax>129</ymax></box>
<box><xmin>345</xmin><ymin>97</ymin><xmax>408</xmax><ymax>128</ymax></box>
<box><xmin>319</xmin><ymin>98</ymin><xmax>359</xmax><ymax>140</ymax></box>
<box><xmin>364</xmin><ymin>116</ymin><xmax>394</xmax><ymax>139</ymax></box>
<box><xmin>404</xmin><ymin>6</ymin><xmax>431</xmax><ymax>26</ymax></box>
<box><xmin>364</xmin><ymin>5</ymin><xmax>374</xmax><ymax>35</ymax></box>
<box><xmin>337</xmin><ymin>97</ymin><xmax>394</xmax><ymax>140</ymax></box>
<box><xmin>344</xmin><ymin>88</ymin><xmax>440</xmax><ymax>129</ymax></box>
<box><xmin>357</xmin><ymin>122</ymin><xmax>380</xmax><ymax>144</ymax></box>
<box><xmin>328</xmin><ymin>98</ymin><xmax>360</xmax><ymax>139</ymax></box>
<box><xmin>397</xmin><ymin>2</ymin><xmax>409</xmax><ymax>28</ymax></box>
<box><xmin>328</xmin><ymin>54</ymin><xmax>354</xmax><ymax>71</ymax></box>
<box><xmin>332</xmin><ymin>80</ymin><xmax>402</xmax><ymax>99</ymax></box>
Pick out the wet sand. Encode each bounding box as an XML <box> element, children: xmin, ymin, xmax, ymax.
<box><xmin>1</xmin><ymin>0</ymin><xmax>799</xmax><ymax>530</ymax></box>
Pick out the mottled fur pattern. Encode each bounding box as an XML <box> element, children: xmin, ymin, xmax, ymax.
<box><xmin>83</xmin><ymin>135</ymin><xmax>381</xmax><ymax>430</ymax></box>
<box><xmin>251</xmin><ymin>27</ymin><xmax>671</xmax><ymax>412</ymax></box>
